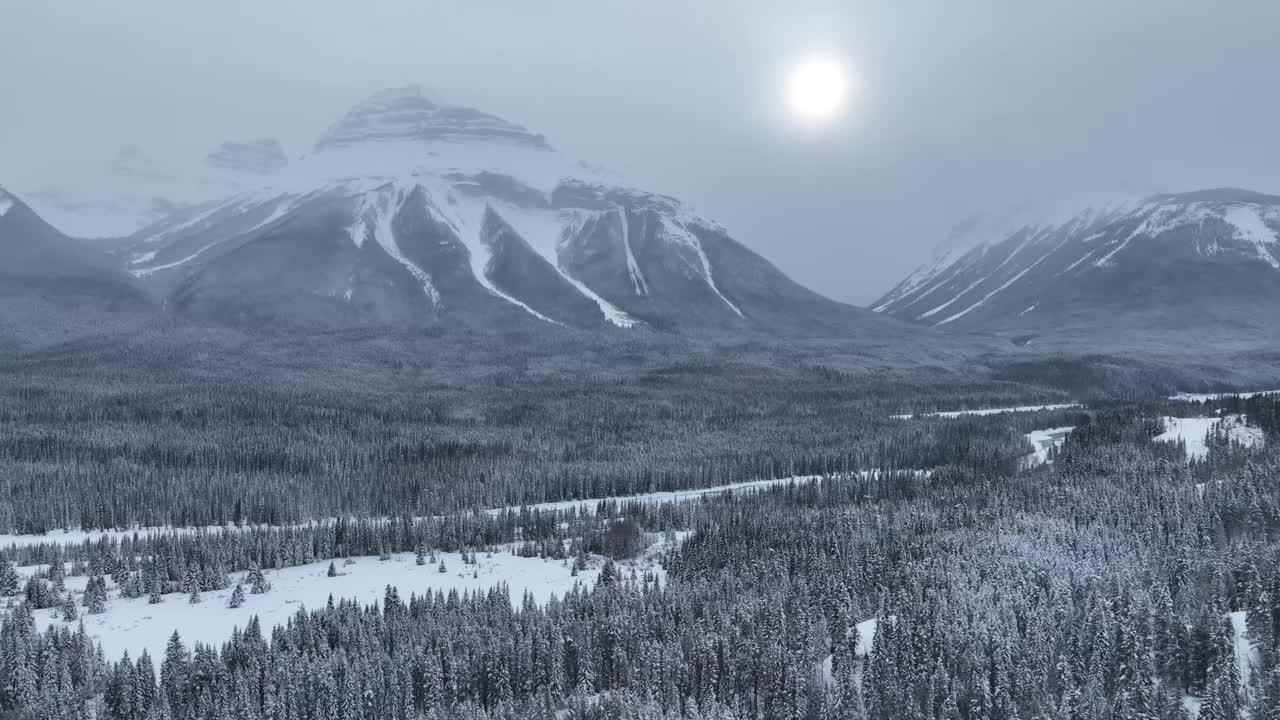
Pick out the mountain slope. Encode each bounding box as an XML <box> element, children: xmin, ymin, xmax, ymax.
<box><xmin>874</xmin><ymin>189</ymin><xmax>1280</xmax><ymax>345</ymax></box>
<box><xmin>119</xmin><ymin>85</ymin><xmax>908</xmax><ymax>337</ymax></box>
<box><xmin>0</xmin><ymin>187</ymin><xmax>152</xmax><ymax>349</ymax></box>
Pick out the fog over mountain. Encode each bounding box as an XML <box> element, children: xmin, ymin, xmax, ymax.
<box><xmin>4</xmin><ymin>0</ymin><xmax>1279</xmax><ymax>304</ymax></box>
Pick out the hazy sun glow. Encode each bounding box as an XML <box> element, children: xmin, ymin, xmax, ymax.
<box><xmin>787</xmin><ymin>56</ymin><xmax>849</xmax><ymax>123</ymax></box>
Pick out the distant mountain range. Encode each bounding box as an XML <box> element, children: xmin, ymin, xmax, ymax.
<box><xmin>874</xmin><ymin>188</ymin><xmax>1280</xmax><ymax>347</ymax></box>
<box><xmin>8</xmin><ymin>87</ymin><xmax>1280</xmax><ymax>355</ymax></box>
<box><xmin>2</xmin><ymin>86</ymin><xmax>915</xmax><ymax>339</ymax></box>
<box><xmin>0</xmin><ymin>186</ymin><xmax>150</xmax><ymax>350</ymax></box>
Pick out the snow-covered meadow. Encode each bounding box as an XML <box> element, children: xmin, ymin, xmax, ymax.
<box><xmin>13</xmin><ymin>539</ymin><xmax>675</xmax><ymax>666</ymax></box>
<box><xmin>1155</xmin><ymin>414</ymin><xmax>1265</xmax><ymax>461</ymax></box>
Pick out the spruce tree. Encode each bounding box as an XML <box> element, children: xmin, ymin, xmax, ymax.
<box><xmin>248</xmin><ymin>565</ymin><xmax>270</xmax><ymax>594</ymax></box>
<box><xmin>0</xmin><ymin>555</ymin><xmax>18</xmax><ymax>596</ymax></box>
<box><xmin>86</xmin><ymin>576</ymin><xmax>107</xmax><ymax>614</ymax></box>
<box><xmin>61</xmin><ymin>591</ymin><xmax>78</xmax><ymax>621</ymax></box>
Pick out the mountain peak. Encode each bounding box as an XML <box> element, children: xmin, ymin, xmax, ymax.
<box><xmin>314</xmin><ymin>86</ymin><xmax>552</xmax><ymax>153</ymax></box>
<box><xmin>0</xmin><ymin>186</ymin><xmax>14</xmax><ymax>217</ymax></box>
<box><xmin>205</xmin><ymin>138</ymin><xmax>288</xmax><ymax>175</ymax></box>
<box><xmin>361</xmin><ymin>84</ymin><xmax>446</xmax><ymax>108</ymax></box>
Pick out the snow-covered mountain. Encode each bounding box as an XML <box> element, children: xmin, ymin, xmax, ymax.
<box><xmin>0</xmin><ymin>186</ymin><xmax>151</xmax><ymax>349</ymax></box>
<box><xmin>112</xmin><ymin>85</ymin><xmax>891</xmax><ymax>334</ymax></box>
<box><xmin>873</xmin><ymin>189</ymin><xmax>1280</xmax><ymax>343</ymax></box>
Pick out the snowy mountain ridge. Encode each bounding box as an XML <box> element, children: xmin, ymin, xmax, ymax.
<box><xmin>68</xmin><ymin>86</ymin><xmax>882</xmax><ymax>334</ymax></box>
<box><xmin>873</xmin><ymin>188</ymin><xmax>1280</xmax><ymax>340</ymax></box>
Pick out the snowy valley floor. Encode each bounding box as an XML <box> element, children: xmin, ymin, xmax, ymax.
<box><xmin>13</xmin><ymin>541</ymin><xmax>673</xmax><ymax>667</ymax></box>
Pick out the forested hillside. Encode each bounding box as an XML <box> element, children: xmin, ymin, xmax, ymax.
<box><xmin>0</xmin><ymin>334</ymin><xmax>1076</xmax><ymax>534</ymax></box>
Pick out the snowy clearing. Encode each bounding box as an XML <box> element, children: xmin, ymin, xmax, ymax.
<box><xmin>892</xmin><ymin>403</ymin><xmax>1079</xmax><ymax>419</ymax></box>
<box><xmin>15</xmin><ymin>542</ymin><xmax>672</xmax><ymax>665</ymax></box>
<box><xmin>818</xmin><ymin>617</ymin><xmax>880</xmax><ymax>687</ymax></box>
<box><xmin>1022</xmin><ymin>427</ymin><xmax>1074</xmax><ymax>469</ymax></box>
<box><xmin>1169</xmin><ymin>388</ymin><xmax>1280</xmax><ymax>402</ymax></box>
<box><xmin>1156</xmin><ymin>415</ymin><xmax>1265</xmax><ymax>461</ymax></box>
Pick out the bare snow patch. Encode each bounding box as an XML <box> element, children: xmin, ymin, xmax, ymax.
<box><xmin>1170</xmin><ymin>388</ymin><xmax>1280</xmax><ymax>402</ymax></box>
<box><xmin>892</xmin><ymin>403</ymin><xmax>1079</xmax><ymax>419</ymax></box>
<box><xmin>1156</xmin><ymin>415</ymin><xmax>1264</xmax><ymax>461</ymax></box>
<box><xmin>484</xmin><ymin>471</ymin><xmax>927</xmax><ymax>517</ymax></box>
<box><xmin>1022</xmin><ymin>427</ymin><xmax>1074</xmax><ymax>469</ymax></box>
<box><xmin>1223</xmin><ymin>204</ymin><xmax>1280</xmax><ymax>269</ymax></box>
<box><xmin>129</xmin><ymin>242</ymin><xmax>221</xmax><ymax>277</ymax></box>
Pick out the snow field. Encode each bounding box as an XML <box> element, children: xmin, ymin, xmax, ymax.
<box><xmin>16</xmin><ymin>542</ymin><xmax>670</xmax><ymax>666</ymax></box>
<box><xmin>1021</xmin><ymin>427</ymin><xmax>1074</xmax><ymax>469</ymax></box>
<box><xmin>1155</xmin><ymin>415</ymin><xmax>1265</xmax><ymax>461</ymax></box>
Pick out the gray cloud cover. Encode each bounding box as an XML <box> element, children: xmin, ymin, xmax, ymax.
<box><xmin>3</xmin><ymin>0</ymin><xmax>1278</xmax><ymax>304</ymax></box>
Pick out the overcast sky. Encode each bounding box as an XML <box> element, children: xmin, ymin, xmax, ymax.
<box><xmin>3</xmin><ymin>0</ymin><xmax>1279</xmax><ymax>304</ymax></box>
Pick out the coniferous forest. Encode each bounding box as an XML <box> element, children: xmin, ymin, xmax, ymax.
<box><xmin>2</xmin><ymin>338</ymin><xmax>1280</xmax><ymax>720</ymax></box>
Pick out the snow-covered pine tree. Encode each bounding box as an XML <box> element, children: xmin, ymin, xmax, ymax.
<box><xmin>61</xmin><ymin>591</ymin><xmax>78</xmax><ymax>621</ymax></box>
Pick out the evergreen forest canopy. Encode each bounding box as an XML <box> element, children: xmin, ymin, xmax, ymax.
<box><xmin>2</xmin><ymin>333</ymin><xmax>1280</xmax><ymax>719</ymax></box>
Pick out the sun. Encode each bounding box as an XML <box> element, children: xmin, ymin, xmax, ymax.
<box><xmin>787</xmin><ymin>56</ymin><xmax>849</xmax><ymax>123</ymax></box>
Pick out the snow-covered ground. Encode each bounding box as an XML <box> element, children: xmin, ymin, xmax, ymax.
<box><xmin>0</xmin><ymin>471</ymin><xmax>921</xmax><ymax>551</ymax></box>
<box><xmin>1021</xmin><ymin>427</ymin><xmax>1074</xmax><ymax>469</ymax></box>
<box><xmin>891</xmin><ymin>403</ymin><xmax>1079</xmax><ymax>419</ymax></box>
<box><xmin>1169</xmin><ymin>389</ymin><xmax>1280</xmax><ymax>402</ymax></box>
<box><xmin>1155</xmin><ymin>415</ymin><xmax>1265</xmax><ymax>461</ymax></box>
<box><xmin>484</xmin><ymin>471</ymin><xmax>928</xmax><ymax>517</ymax></box>
<box><xmin>15</xmin><ymin>540</ymin><xmax>673</xmax><ymax>666</ymax></box>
